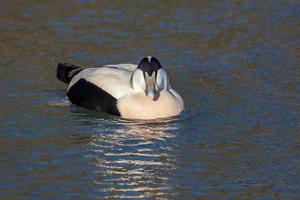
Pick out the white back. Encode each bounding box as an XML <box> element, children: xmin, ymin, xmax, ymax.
<box><xmin>68</xmin><ymin>64</ymin><xmax>137</xmax><ymax>99</ymax></box>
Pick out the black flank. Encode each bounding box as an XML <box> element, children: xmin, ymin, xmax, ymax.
<box><xmin>67</xmin><ymin>78</ymin><xmax>120</xmax><ymax>116</ymax></box>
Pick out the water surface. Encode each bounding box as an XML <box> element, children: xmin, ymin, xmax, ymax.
<box><xmin>0</xmin><ymin>1</ymin><xmax>299</xmax><ymax>199</ymax></box>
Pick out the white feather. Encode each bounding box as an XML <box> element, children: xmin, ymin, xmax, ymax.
<box><xmin>131</xmin><ymin>69</ymin><xmax>146</xmax><ymax>92</ymax></box>
<box><xmin>156</xmin><ymin>68</ymin><xmax>170</xmax><ymax>91</ymax></box>
<box><xmin>68</xmin><ymin>64</ymin><xmax>137</xmax><ymax>99</ymax></box>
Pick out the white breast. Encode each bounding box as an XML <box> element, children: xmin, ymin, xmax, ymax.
<box><xmin>117</xmin><ymin>90</ymin><xmax>184</xmax><ymax>120</ymax></box>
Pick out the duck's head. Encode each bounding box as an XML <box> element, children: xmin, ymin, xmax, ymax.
<box><xmin>131</xmin><ymin>56</ymin><xmax>170</xmax><ymax>100</ymax></box>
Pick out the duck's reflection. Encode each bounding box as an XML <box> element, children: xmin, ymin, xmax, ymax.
<box><xmin>87</xmin><ymin>118</ymin><xmax>179</xmax><ymax>199</ymax></box>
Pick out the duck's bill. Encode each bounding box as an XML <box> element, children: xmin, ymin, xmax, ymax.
<box><xmin>146</xmin><ymin>87</ymin><xmax>157</xmax><ymax>100</ymax></box>
<box><xmin>145</xmin><ymin>75</ymin><xmax>158</xmax><ymax>100</ymax></box>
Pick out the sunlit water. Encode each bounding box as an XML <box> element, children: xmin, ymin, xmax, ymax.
<box><xmin>0</xmin><ymin>1</ymin><xmax>299</xmax><ymax>199</ymax></box>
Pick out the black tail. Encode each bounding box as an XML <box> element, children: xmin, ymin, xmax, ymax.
<box><xmin>57</xmin><ymin>63</ymin><xmax>83</xmax><ymax>84</ymax></box>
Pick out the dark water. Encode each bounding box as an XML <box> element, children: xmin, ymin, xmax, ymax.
<box><xmin>1</xmin><ymin>0</ymin><xmax>299</xmax><ymax>199</ymax></box>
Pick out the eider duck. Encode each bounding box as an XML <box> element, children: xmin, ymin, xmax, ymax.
<box><xmin>56</xmin><ymin>56</ymin><xmax>184</xmax><ymax>120</ymax></box>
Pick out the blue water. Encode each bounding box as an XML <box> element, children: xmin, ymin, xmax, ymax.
<box><xmin>0</xmin><ymin>1</ymin><xmax>299</xmax><ymax>199</ymax></box>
